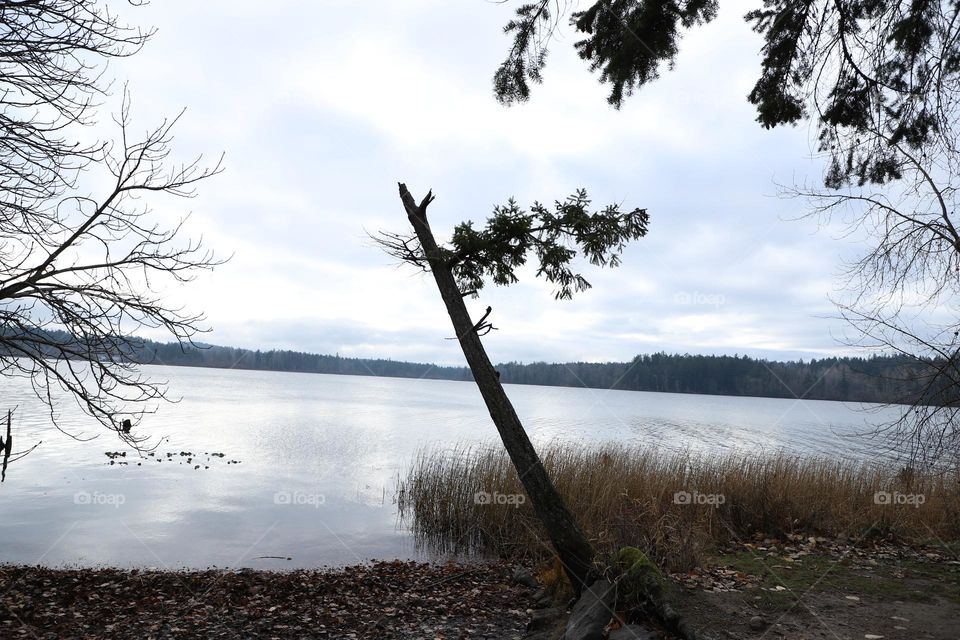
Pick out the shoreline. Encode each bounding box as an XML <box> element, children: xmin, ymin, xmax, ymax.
<box><xmin>3</xmin><ymin>536</ymin><xmax>959</xmax><ymax>639</ymax></box>
<box><xmin>0</xmin><ymin>559</ymin><xmax>536</xmax><ymax>639</ymax></box>
<box><xmin>129</xmin><ymin>360</ymin><xmax>916</xmax><ymax>408</ymax></box>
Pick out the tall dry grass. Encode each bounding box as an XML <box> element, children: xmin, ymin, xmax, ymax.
<box><xmin>396</xmin><ymin>444</ymin><xmax>960</xmax><ymax>570</ymax></box>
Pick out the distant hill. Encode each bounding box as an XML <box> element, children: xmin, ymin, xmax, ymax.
<box><xmin>130</xmin><ymin>338</ymin><xmax>931</xmax><ymax>405</ymax></box>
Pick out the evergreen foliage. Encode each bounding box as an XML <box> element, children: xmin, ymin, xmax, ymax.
<box><xmin>445</xmin><ymin>190</ymin><xmax>649</xmax><ymax>299</ymax></box>
<box><xmin>494</xmin><ymin>1</ymin><xmax>960</xmax><ymax>186</ymax></box>
<box><xmin>111</xmin><ymin>336</ymin><xmax>935</xmax><ymax>405</ymax></box>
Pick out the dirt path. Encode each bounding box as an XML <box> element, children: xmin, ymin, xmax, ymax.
<box><xmin>671</xmin><ymin>538</ymin><xmax>960</xmax><ymax>639</ymax></box>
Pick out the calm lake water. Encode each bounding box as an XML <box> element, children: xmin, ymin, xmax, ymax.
<box><xmin>0</xmin><ymin>364</ymin><xmax>902</xmax><ymax>570</ymax></box>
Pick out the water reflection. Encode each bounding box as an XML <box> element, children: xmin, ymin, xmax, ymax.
<box><xmin>0</xmin><ymin>365</ymin><xmax>901</xmax><ymax>569</ymax></box>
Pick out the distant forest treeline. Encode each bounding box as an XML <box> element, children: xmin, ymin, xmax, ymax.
<box><xmin>132</xmin><ymin>339</ymin><xmax>929</xmax><ymax>404</ymax></box>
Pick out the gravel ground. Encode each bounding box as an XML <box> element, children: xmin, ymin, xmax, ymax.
<box><xmin>0</xmin><ymin>560</ymin><xmax>536</xmax><ymax>639</ymax></box>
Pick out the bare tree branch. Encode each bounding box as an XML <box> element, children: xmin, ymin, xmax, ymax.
<box><xmin>0</xmin><ymin>2</ymin><xmax>223</xmax><ymax>460</ymax></box>
<box><xmin>789</xmin><ymin>122</ymin><xmax>960</xmax><ymax>466</ymax></box>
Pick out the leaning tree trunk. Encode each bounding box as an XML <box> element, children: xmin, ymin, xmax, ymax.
<box><xmin>398</xmin><ymin>183</ymin><xmax>596</xmax><ymax>593</ymax></box>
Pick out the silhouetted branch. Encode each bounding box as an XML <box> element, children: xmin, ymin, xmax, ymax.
<box><xmin>368</xmin><ymin>230</ymin><xmax>429</xmax><ymax>272</ymax></box>
<box><xmin>0</xmin><ymin>96</ymin><xmax>223</xmax><ymax>444</ymax></box>
<box><xmin>790</xmin><ymin>119</ymin><xmax>960</xmax><ymax>465</ymax></box>
<box><xmin>0</xmin><ymin>0</ymin><xmax>152</xmax><ymax>234</ymax></box>
<box><xmin>473</xmin><ymin>306</ymin><xmax>497</xmax><ymax>336</ymax></box>
<box><xmin>0</xmin><ymin>409</ymin><xmax>41</xmax><ymax>483</ymax></box>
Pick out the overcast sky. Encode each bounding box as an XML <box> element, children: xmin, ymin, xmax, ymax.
<box><xmin>98</xmin><ymin>0</ymin><xmax>872</xmax><ymax>366</ymax></box>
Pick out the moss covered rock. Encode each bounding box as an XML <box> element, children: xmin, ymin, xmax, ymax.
<box><xmin>616</xmin><ymin>546</ymin><xmax>664</xmax><ymax>604</ymax></box>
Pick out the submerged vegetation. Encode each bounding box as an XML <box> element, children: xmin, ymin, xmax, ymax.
<box><xmin>397</xmin><ymin>444</ymin><xmax>960</xmax><ymax>571</ymax></box>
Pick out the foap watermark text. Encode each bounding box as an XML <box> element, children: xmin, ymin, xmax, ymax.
<box><xmin>874</xmin><ymin>490</ymin><xmax>925</xmax><ymax>508</ymax></box>
<box><xmin>74</xmin><ymin>490</ymin><xmax>125</xmax><ymax>508</ymax></box>
<box><xmin>673</xmin><ymin>291</ymin><xmax>726</xmax><ymax>307</ymax></box>
<box><xmin>674</xmin><ymin>490</ymin><xmax>725</xmax><ymax>508</ymax></box>
<box><xmin>274</xmin><ymin>490</ymin><xmax>326</xmax><ymax>508</ymax></box>
<box><xmin>474</xmin><ymin>491</ymin><xmax>526</xmax><ymax>508</ymax></box>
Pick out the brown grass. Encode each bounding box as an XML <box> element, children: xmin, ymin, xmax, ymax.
<box><xmin>396</xmin><ymin>443</ymin><xmax>960</xmax><ymax>570</ymax></box>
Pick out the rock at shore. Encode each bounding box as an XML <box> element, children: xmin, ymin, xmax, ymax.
<box><xmin>563</xmin><ymin>578</ymin><xmax>615</xmax><ymax>640</ymax></box>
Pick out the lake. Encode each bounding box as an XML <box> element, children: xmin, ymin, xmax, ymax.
<box><xmin>0</xmin><ymin>364</ymin><xmax>902</xmax><ymax>570</ymax></box>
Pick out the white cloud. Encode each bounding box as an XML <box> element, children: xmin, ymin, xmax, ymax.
<box><xmin>88</xmin><ymin>0</ymin><xmax>868</xmax><ymax>365</ymax></box>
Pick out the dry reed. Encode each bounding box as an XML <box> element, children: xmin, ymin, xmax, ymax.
<box><xmin>396</xmin><ymin>443</ymin><xmax>960</xmax><ymax>570</ymax></box>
